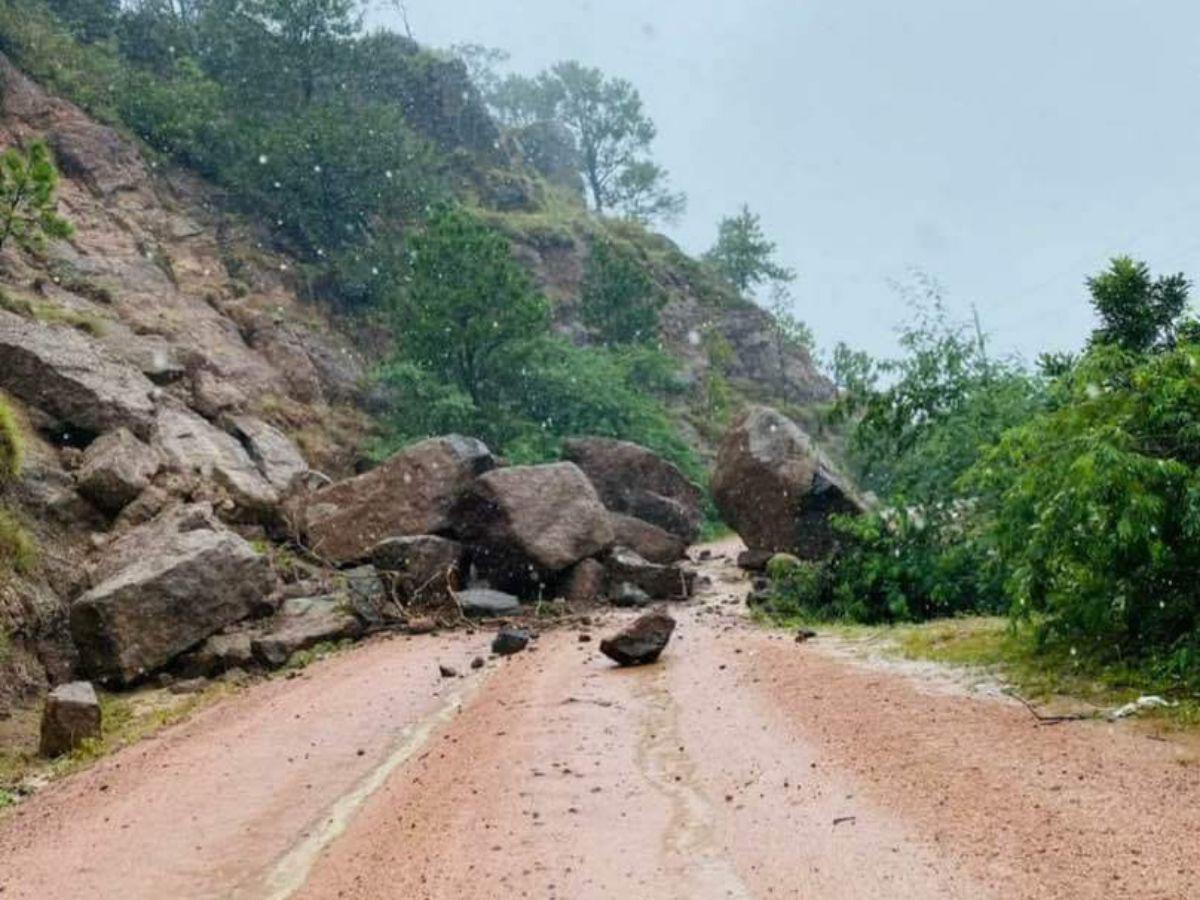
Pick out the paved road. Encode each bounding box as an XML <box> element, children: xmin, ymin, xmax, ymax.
<box><xmin>2</xmin><ymin>546</ymin><xmax>1197</xmax><ymax>899</ymax></box>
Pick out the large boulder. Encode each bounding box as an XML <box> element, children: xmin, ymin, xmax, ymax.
<box><xmin>71</xmin><ymin>508</ymin><xmax>273</xmax><ymax>684</ymax></box>
<box><xmin>75</xmin><ymin>428</ymin><xmax>160</xmax><ymax>514</ymax></box>
<box><xmin>302</xmin><ymin>436</ymin><xmax>496</xmax><ymax>565</ymax></box>
<box><xmin>455</xmin><ymin>463</ymin><xmax>614</xmax><ymax>574</ymax></box>
<box><xmin>563</xmin><ymin>437</ymin><xmax>704</xmax><ymax>542</ymax></box>
<box><xmin>0</xmin><ymin>310</ymin><xmax>157</xmax><ymax>439</ymax></box>
<box><xmin>712</xmin><ymin>406</ymin><xmax>866</xmax><ymax>559</ymax></box>
<box><xmin>39</xmin><ymin>681</ymin><xmax>102</xmax><ymax>757</ymax></box>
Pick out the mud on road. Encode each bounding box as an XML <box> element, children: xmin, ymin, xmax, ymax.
<box><xmin>2</xmin><ymin>545</ymin><xmax>1198</xmax><ymax>899</ymax></box>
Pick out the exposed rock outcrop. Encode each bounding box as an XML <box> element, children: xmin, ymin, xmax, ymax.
<box><xmin>75</xmin><ymin>428</ymin><xmax>160</xmax><ymax>514</ymax></box>
<box><xmin>712</xmin><ymin>406</ymin><xmax>866</xmax><ymax>560</ymax></box>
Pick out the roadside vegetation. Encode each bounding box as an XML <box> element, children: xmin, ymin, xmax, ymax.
<box><xmin>764</xmin><ymin>259</ymin><xmax>1200</xmax><ymax>709</ymax></box>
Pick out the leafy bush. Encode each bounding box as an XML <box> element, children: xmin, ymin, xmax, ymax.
<box><xmin>969</xmin><ymin>341</ymin><xmax>1200</xmax><ymax>677</ymax></box>
<box><xmin>580</xmin><ymin>237</ymin><xmax>664</xmax><ymax>346</ymax></box>
<box><xmin>766</xmin><ymin>508</ymin><xmax>1003</xmax><ymax>624</ymax></box>
<box><xmin>0</xmin><ymin>140</ymin><xmax>73</xmax><ymax>254</ymax></box>
<box><xmin>0</xmin><ymin>398</ymin><xmax>22</xmax><ymax>484</ymax></box>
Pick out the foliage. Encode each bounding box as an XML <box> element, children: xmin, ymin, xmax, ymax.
<box><xmin>828</xmin><ymin>341</ymin><xmax>877</xmax><ymax>397</ymax></box>
<box><xmin>0</xmin><ymin>397</ymin><xmax>23</xmax><ymax>484</ymax></box>
<box><xmin>391</xmin><ymin>205</ymin><xmax>550</xmax><ymax>405</ymax></box>
<box><xmin>580</xmin><ymin>237</ymin><xmax>664</xmax><ymax>346</ymax></box>
<box><xmin>490</xmin><ymin>61</ymin><xmax>684</xmax><ymax>222</ymax></box>
<box><xmin>764</xmin><ymin>508</ymin><xmax>1004</xmax><ymax>625</ymax></box>
<box><xmin>0</xmin><ymin>141</ymin><xmax>73</xmax><ymax>254</ymax></box>
<box><xmin>0</xmin><ymin>510</ymin><xmax>36</xmax><ymax>578</ymax></box>
<box><xmin>847</xmin><ymin>279</ymin><xmax>1043</xmax><ymax>502</ymax></box>
<box><xmin>968</xmin><ymin>341</ymin><xmax>1200</xmax><ymax>679</ymax></box>
<box><xmin>765</xmin><ymin>283</ymin><xmax>814</xmax><ymax>400</ymax></box>
<box><xmin>1087</xmin><ymin>256</ymin><xmax>1190</xmax><ymax>354</ymax></box>
<box><xmin>704</xmin><ymin>205</ymin><xmax>794</xmax><ymax>295</ymax></box>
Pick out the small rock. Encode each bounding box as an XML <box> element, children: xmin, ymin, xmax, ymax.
<box><xmin>470</xmin><ymin>656</ymin><xmax>485</xmax><ymax>670</ymax></box>
<box><xmin>406</xmin><ymin>616</ymin><xmax>437</xmax><ymax>635</ymax></box>
<box><xmin>578</xmin><ymin>633</ymin><xmax>592</xmax><ymax>643</ymax></box>
<box><xmin>611</xmin><ymin>582</ymin><xmax>651</xmax><ymax>608</ymax></box>
<box><xmin>39</xmin><ymin>681</ymin><xmax>102</xmax><ymax>758</ymax></box>
<box><xmin>697</xmin><ymin>549</ymin><xmax>713</xmax><ymax>561</ymax></box>
<box><xmin>168</xmin><ymin>677</ymin><xmax>209</xmax><ymax>695</ymax></box>
<box><xmin>795</xmin><ymin>629</ymin><xmax>817</xmax><ymax>643</ymax></box>
<box><xmin>599</xmin><ymin>612</ymin><xmax>677</xmax><ymax>667</ymax></box>
<box><xmin>458</xmin><ymin>588</ymin><xmax>521</xmax><ymax>618</ymax></box>
<box><xmin>439</xmin><ymin>664</ymin><xmax>458</xmax><ymax>678</ymax></box>
<box><xmin>492</xmin><ymin>627</ymin><xmax>531</xmax><ymax>656</ymax></box>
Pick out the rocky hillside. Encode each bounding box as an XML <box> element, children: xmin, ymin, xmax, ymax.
<box><xmin>0</xmin><ymin>46</ymin><xmax>831</xmax><ymax>714</ymax></box>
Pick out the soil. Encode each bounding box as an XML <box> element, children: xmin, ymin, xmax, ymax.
<box><xmin>1</xmin><ymin>540</ymin><xmax>1197</xmax><ymax>899</ymax></box>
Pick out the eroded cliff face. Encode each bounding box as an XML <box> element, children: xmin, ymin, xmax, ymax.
<box><xmin>0</xmin><ymin>55</ymin><xmax>369</xmax><ymax>710</ymax></box>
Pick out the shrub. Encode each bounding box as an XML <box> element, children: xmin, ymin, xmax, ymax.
<box><xmin>0</xmin><ymin>398</ymin><xmax>22</xmax><ymax>484</ymax></box>
<box><xmin>0</xmin><ymin>510</ymin><xmax>36</xmax><ymax>578</ymax></box>
<box><xmin>580</xmin><ymin>237</ymin><xmax>664</xmax><ymax>346</ymax></box>
<box><xmin>0</xmin><ymin>140</ymin><xmax>74</xmax><ymax>254</ymax></box>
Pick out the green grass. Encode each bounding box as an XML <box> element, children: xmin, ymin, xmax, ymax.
<box><xmin>0</xmin><ymin>509</ymin><xmax>37</xmax><ymax>577</ymax></box>
<box><xmin>890</xmin><ymin>617</ymin><xmax>1200</xmax><ymax>728</ymax></box>
<box><xmin>0</xmin><ymin>288</ymin><xmax>107</xmax><ymax>336</ymax></box>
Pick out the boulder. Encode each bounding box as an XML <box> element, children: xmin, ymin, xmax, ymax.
<box><xmin>302</xmin><ymin>436</ymin><xmax>496</xmax><ymax>565</ymax></box>
<box><xmin>455</xmin><ymin>463</ymin><xmax>614</xmax><ymax>572</ymax></box>
<box><xmin>153</xmin><ymin>406</ymin><xmax>281</xmax><ymax>516</ymax></box>
<box><xmin>456</xmin><ymin>588</ymin><xmax>521</xmax><ymax>618</ymax></box>
<box><xmin>600</xmin><ymin>612</ymin><xmax>676</xmax><ymax>666</ymax></box>
<box><xmin>606</xmin><ymin>547</ymin><xmax>695</xmax><ymax>600</ymax></box>
<box><xmin>251</xmin><ymin>596</ymin><xmax>362</xmax><ymax>668</ymax></box>
<box><xmin>562</xmin><ymin>558</ymin><xmax>606</xmax><ymax>605</ymax></box>
<box><xmin>39</xmin><ymin>681</ymin><xmax>102</xmax><ymax>757</ymax></box>
<box><xmin>0</xmin><ymin>310</ymin><xmax>157</xmax><ymax>439</ymax></box>
<box><xmin>339</xmin><ymin>565</ymin><xmax>394</xmax><ymax>627</ymax></box>
<box><xmin>563</xmin><ymin>437</ymin><xmax>704</xmax><ymax>542</ymax></box>
<box><xmin>71</xmin><ymin>513</ymin><xmax>273</xmax><ymax>684</ymax></box>
<box><xmin>712</xmin><ymin>406</ymin><xmax>866</xmax><ymax>559</ymax></box>
<box><xmin>226</xmin><ymin>415</ymin><xmax>309</xmax><ymax>493</ymax></box>
<box><xmin>75</xmin><ymin>428</ymin><xmax>160</xmax><ymax>514</ymax></box>
<box><xmin>609</xmin><ymin>513</ymin><xmax>687</xmax><ymax>564</ymax></box>
<box><xmin>370</xmin><ymin>535</ymin><xmax>465</xmax><ymax>604</ymax></box>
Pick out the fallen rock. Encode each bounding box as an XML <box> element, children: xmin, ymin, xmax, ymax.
<box><xmin>470</xmin><ymin>655</ymin><xmax>485</xmax><ymax>669</ymax></box>
<box><xmin>72</xmin><ymin>514</ymin><xmax>273</xmax><ymax>684</ymax></box>
<box><xmin>562</xmin><ymin>558</ymin><xmax>606</xmax><ymax>605</ymax></box>
<box><xmin>339</xmin><ymin>565</ymin><xmax>393</xmax><ymax>627</ymax></box>
<box><xmin>370</xmin><ymin>535</ymin><xmax>465</xmax><ymax>604</ymax></box>
<box><xmin>611</xmin><ymin>582</ymin><xmax>651</xmax><ymax>608</ymax></box>
<box><xmin>75</xmin><ymin>428</ymin><xmax>161</xmax><ymax>514</ymax></box>
<box><xmin>492</xmin><ymin>627</ymin><xmax>530</xmax><ymax>656</ymax></box>
<box><xmin>406</xmin><ymin>616</ymin><xmax>438</xmax><ymax>635</ymax></box>
<box><xmin>600</xmin><ymin>612</ymin><xmax>676</xmax><ymax>666</ymax></box>
<box><xmin>251</xmin><ymin>596</ymin><xmax>362</xmax><ymax>668</ymax></box>
<box><xmin>226</xmin><ymin>415</ymin><xmax>309</xmax><ymax>493</ymax></box>
<box><xmin>438</xmin><ymin>664</ymin><xmax>458</xmax><ymax>678</ymax></box>
<box><xmin>563</xmin><ymin>437</ymin><xmax>704</xmax><ymax>542</ymax></box>
<box><xmin>609</xmin><ymin>513</ymin><xmax>687</xmax><ymax>564</ymax></box>
<box><xmin>0</xmin><ymin>310</ymin><xmax>158</xmax><ymax>439</ymax></box>
<box><xmin>455</xmin><ymin>463</ymin><xmax>614</xmax><ymax>573</ymax></box>
<box><xmin>153</xmin><ymin>406</ymin><xmax>279</xmax><ymax>517</ymax></box>
<box><xmin>606</xmin><ymin>547</ymin><xmax>695</xmax><ymax>600</ymax></box>
<box><xmin>39</xmin><ymin>681</ymin><xmax>102</xmax><ymax>757</ymax></box>
<box><xmin>179</xmin><ymin>630</ymin><xmax>256</xmax><ymax>678</ymax></box>
<box><xmin>302</xmin><ymin>435</ymin><xmax>496</xmax><ymax>565</ymax></box>
<box><xmin>712</xmin><ymin>406</ymin><xmax>866</xmax><ymax>558</ymax></box>
<box><xmin>457</xmin><ymin>588</ymin><xmax>521</xmax><ymax>618</ymax></box>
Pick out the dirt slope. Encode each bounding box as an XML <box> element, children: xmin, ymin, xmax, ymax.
<box><xmin>1</xmin><ymin>546</ymin><xmax>1197</xmax><ymax>899</ymax></box>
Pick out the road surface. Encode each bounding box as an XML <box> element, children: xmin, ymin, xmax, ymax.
<box><xmin>1</xmin><ymin>544</ymin><xmax>1197</xmax><ymax>899</ymax></box>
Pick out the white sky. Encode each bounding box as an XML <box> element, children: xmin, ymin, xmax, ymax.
<box><xmin>377</xmin><ymin>0</ymin><xmax>1200</xmax><ymax>362</ymax></box>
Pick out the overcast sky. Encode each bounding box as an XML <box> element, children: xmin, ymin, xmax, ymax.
<box><xmin>376</xmin><ymin>0</ymin><xmax>1200</xmax><ymax>362</ymax></box>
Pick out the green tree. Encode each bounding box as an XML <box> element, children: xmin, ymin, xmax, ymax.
<box><xmin>580</xmin><ymin>237</ymin><xmax>664</xmax><ymax>346</ymax></box>
<box><xmin>0</xmin><ymin>141</ymin><xmax>73</xmax><ymax>255</ymax></box>
<box><xmin>766</xmin><ymin>283</ymin><xmax>814</xmax><ymax>400</ymax></box>
<box><xmin>704</xmin><ymin>205</ymin><xmax>794</xmax><ymax>294</ymax></box>
<box><xmin>245</xmin><ymin>0</ymin><xmax>361</xmax><ymax>104</ymax></box>
<box><xmin>1086</xmin><ymin>256</ymin><xmax>1190</xmax><ymax>354</ymax></box>
<box><xmin>392</xmin><ymin>205</ymin><xmax>550</xmax><ymax>405</ymax></box>
<box><xmin>514</xmin><ymin>61</ymin><xmax>684</xmax><ymax>222</ymax></box>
